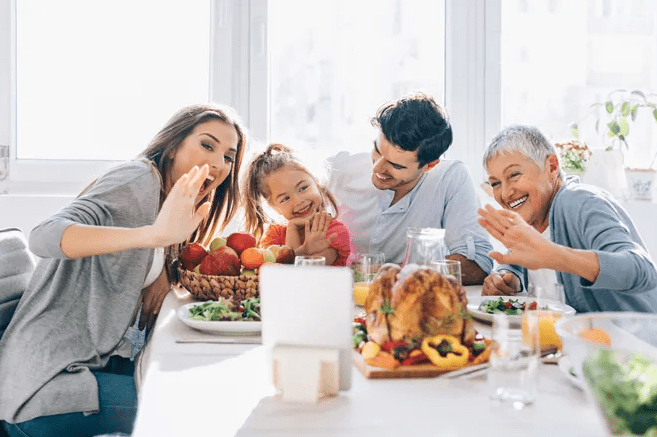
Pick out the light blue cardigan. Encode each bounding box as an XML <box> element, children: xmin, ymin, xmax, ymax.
<box><xmin>499</xmin><ymin>176</ymin><xmax>657</xmax><ymax>313</ymax></box>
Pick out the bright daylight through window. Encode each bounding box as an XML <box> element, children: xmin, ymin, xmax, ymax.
<box><xmin>500</xmin><ymin>0</ymin><xmax>657</xmax><ymax>170</ymax></box>
<box><xmin>268</xmin><ymin>0</ymin><xmax>445</xmax><ymax>175</ymax></box>
<box><xmin>16</xmin><ymin>0</ymin><xmax>210</xmax><ymax>161</ymax></box>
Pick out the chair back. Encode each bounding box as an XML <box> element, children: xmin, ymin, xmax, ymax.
<box><xmin>0</xmin><ymin>228</ymin><xmax>36</xmax><ymax>341</ymax></box>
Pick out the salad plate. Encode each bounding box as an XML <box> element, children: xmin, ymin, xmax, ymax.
<box><xmin>177</xmin><ymin>302</ymin><xmax>262</xmax><ymax>335</ymax></box>
<box><xmin>466</xmin><ymin>296</ymin><xmax>576</xmax><ymax>324</ymax></box>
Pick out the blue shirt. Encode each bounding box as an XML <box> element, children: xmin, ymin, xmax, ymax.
<box><xmin>326</xmin><ymin>152</ymin><xmax>493</xmax><ymax>272</ymax></box>
<box><xmin>499</xmin><ymin>176</ymin><xmax>657</xmax><ymax>313</ymax></box>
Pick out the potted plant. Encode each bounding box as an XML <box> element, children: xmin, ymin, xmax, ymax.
<box><xmin>554</xmin><ymin>139</ymin><xmax>592</xmax><ymax>178</ymax></box>
<box><xmin>571</xmin><ymin>89</ymin><xmax>657</xmax><ymax>200</ymax></box>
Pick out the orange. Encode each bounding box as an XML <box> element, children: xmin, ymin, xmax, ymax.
<box><xmin>240</xmin><ymin>247</ymin><xmax>264</xmax><ymax>270</ymax></box>
<box><xmin>578</xmin><ymin>327</ymin><xmax>612</xmax><ymax>347</ymax></box>
<box><xmin>522</xmin><ymin>311</ymin><xmax>563</xmax><ymax>350</ymax></box>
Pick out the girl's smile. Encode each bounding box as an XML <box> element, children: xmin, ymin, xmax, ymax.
<box><xmin>265</xmin><ymin>166</ymin><xmax>323</xmax><ymax>221</ymax></box>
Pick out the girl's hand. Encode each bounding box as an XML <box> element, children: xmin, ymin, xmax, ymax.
<box><xmin>477</xmin><ymin>205</ymin><xmax>555</xmax><ymax>270</ymax></box>
<box><xmin>481</xmin><ymin>270</ymin><xmax>521</xmax><ymax>296</ymax></box>
<box><xmin>150</xmin><ymin>165</ymin><xmax>212</xmax><ymax>247</ymax></box>
<box><xmin>301</xmin><ymin>211</ymin><xmax>337</xmax><ymax>255</ymax></box>
<box><xmin>286</xmin><ymin>204</ymin><xmax>329</xmax><ymax>228</ymax></box>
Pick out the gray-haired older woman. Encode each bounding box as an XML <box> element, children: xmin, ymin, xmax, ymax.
<box><xmin>477</xmin><ymin>125</ymin><xmax>657</xmax><ymax>313</ymax></box>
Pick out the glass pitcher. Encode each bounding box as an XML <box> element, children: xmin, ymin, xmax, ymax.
<box><xmin>401</xmin><ymin>227</ymin><xmax>447</xmax><ymax>268</ymax></box>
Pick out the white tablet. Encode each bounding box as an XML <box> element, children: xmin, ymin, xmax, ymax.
<box><xmin>260</xmin><ymin>264</ymin><xmax>353</xmax><ymax>391</ymax></box>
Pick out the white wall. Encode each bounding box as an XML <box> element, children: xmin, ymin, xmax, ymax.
<box><xmin>1</xmin><ymin>195</ymin><xmax>74</xmax><ymax>236</ymax></box>
<box><xmin>1</xmin><ymin>0</ymin><xmax>10</xmax><ymax>145</ymax></box>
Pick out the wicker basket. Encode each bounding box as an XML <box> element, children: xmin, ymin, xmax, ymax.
<box><xmin>177</xmin><ymin>266</ymin><xmax>259</xmax><ymax>302</ymax></box>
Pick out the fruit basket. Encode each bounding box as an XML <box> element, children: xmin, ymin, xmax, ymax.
<box><xmin>177</xmin><ymin>266</ymin><xmax>259</xmax><ymax>302</ymax></box>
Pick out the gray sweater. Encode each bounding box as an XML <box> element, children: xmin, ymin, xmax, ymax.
<box><xmin>499</xmin><ymin>176</ymin><xmax>657</xmax><ymax>313</ymax></box>
<box><xmin>0</xmin><ymin>161</ymin><xmax>159</xmax><ymax>423</ymax></box>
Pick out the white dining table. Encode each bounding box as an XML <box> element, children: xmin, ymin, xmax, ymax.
<box><xmin>132</xmin><ymin>286</ymin><xmax>608</xmax><ymax>437</ymax></box>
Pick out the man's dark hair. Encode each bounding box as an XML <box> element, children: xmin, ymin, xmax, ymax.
<box><xmin>370</xmin><ymin>92</ymin><xmax>453</xmax><ymax>167</ymax></box>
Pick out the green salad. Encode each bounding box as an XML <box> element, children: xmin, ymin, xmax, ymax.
<box><xmin>189</xmin><ymin>298</ymin><xmax>261</xmax><ymax>322</ymax></box>
<box><xmin>479</xmin><ymin>297</ymin><xmax>538</xmax><ymax>315</ymax></box>
<box><xmin>583</xmin><ymin>348</ymin><xmax>657</xmax><ymax>436</ymax></box>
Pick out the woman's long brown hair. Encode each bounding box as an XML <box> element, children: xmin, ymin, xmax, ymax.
<box><xmin>139</xmin><ymin>104</ymin><xmax>247</xmax><ymax>281</ymax></box>
<box><xmin>242</xmin><ymin>143</ymin><xmax>338</xmax><ymax>242</ymax></box>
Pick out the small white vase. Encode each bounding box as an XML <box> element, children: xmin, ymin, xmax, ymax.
<box><xmin>581</xmin><ymin>148</ymin><xmax>627</xmax><ymax>198</ymax></box>
<box><xmin>625</xmin><ymin>168</ymin><xmax>657</xmax><ymax>201</ymax></box>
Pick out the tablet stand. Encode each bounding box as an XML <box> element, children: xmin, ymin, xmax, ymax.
<box><xmin>272</xmin><ymin>344</ymin><xmax>340</xmax><ymax>403</ymax></box>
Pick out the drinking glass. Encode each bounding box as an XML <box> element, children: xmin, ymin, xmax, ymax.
<box><xmin>294</xmin><ymin>255</ymin><xmax>326</xmax><ymax>266</ymax></box>
<box><xmin>429</xmin><ymin>259</ymin><xmax>462</xmax><ymax>286</ymax></box>
<box><xmin>352</xmin><ymin>252</ymin><xmax>385</xmax><ymax>306</ymax></box>
<box><xmin>488</xmin><ymin>312</ymin><xmax>540</xmax><ymax>409</ymax></box>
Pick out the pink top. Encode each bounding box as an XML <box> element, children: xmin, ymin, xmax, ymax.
<box><xmin>261</xmin><ymin>219</ymin><xmax>351</xmax><ymax>266</ymax></box>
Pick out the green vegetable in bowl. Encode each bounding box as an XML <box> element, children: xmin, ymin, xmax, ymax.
<box><xmin>583</xmin><ymin>348</ymin><xmax>657</xmax><ymax>436</ymax></box>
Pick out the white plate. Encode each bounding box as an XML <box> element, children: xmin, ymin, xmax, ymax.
<box><xmin>177</xmin><ymin>302</ymin><xmax>262</xmax><ymax>335</ymax></box>
<box><xmin>558</xmin><ymin>355</ymin><xmax>584</xmax><ymax>390</ymax></box>
<box><xmin>466</xmin><ymin>296</ymin><xmax>576</xmax><ymax>324</ymax></box>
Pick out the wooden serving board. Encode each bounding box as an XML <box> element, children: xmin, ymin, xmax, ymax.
<box><xmin>353</xmin><ymin>350</ymin><xmax>484</xmax><ymax>379</ymax></box>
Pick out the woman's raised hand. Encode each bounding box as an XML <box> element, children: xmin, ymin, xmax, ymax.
<box><xmin>150</xmin><ymin>165</ymin><xmax>212</xmax><ymax>247</ymax></box>
<box><xmin>477</xmin><ymin>204</ymin><xmax>554</xmax><ymax>270</ymax></box>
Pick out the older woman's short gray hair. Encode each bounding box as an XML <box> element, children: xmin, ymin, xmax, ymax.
<box><xmin>482</xmin><ymin>125</ymin><xmax>565</xmax><ymax>179</ymax></box>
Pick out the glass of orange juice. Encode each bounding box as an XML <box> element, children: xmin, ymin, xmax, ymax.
<box><xmin>352</xmin><ymin>252</ymin><xmax>384</xmax><ymax>306</ymax></box>
<box><xmin>522</xmin><ymin>310</ymin><xmax>564</xmax><ymax>351</ymax></box>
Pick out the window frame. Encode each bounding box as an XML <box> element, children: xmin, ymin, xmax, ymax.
<box><xmin>3</xmin><ymin>0</ymin><xmax>497</xmax><ymax>195</ymax></box>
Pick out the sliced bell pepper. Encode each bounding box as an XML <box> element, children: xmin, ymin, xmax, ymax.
<box><xmin>401</xmin><ymin>350</ymin><xmax>430</xmax><ymax>366</ymax></box>
<box><xmin>381</xmin><ymin>340</ymin><xmax>407</xmax><ymax>353</ymax></box>
<box><xmin>421</xmin><ymin>335</ymin><xmax>469</xmax><ymax>370</ymax></box>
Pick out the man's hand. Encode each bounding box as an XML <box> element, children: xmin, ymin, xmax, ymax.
<box><xmin>481</xmin><ymin>270</ymin><xmax>521</xmax><ymax>296</ymax></box>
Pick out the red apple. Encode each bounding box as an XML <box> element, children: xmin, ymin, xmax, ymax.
<box><xmin>199</xmin><ymin>246</ymin><xmax>241</xmax><ymax>276</ymax></box>
<box><xmin>226</xmin><ymin>232</ymin><xmax>257</xmax><ymax>256</ymax></box>
<box><xmin>180</xmin><ymin>242</ymin><xmax>208</xmax><ymax>271</ymax></box>
<box><xmin>267</xmin><ymin>245</ymin><xmax>296</xmax><ymax>264</ymax></box>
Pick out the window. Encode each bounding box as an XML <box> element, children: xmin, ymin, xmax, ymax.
<box><xmin>499</xmin><ymin>0</ymin><xmax>657</xmax><ymax>169</ymax></box>
<box><xmin>267</xmin><ymin>0</ymin><xmax>446</xmax><ymax>176</ymax></box>
<box><xmin>10</xmin><ymin>0</ymin><xmax>210</xmax><ymax>191</ymax></box>
<box><xmin>5</xmin><ymin>0</ymin><xmax>485</xmax><ymax>194</ymax></box>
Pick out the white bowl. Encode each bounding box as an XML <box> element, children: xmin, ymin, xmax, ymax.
<box><xmin>555</xmin><ymin>312</ymin><xmax>657</xmax><ymax>436</ymax></box>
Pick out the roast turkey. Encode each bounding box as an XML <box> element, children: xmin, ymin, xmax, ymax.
<box><xmin>364</xmin><ymin>265</ymin><xmax>476</xmax><ymax>346</ymax></box>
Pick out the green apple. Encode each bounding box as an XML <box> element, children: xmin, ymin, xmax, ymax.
<box><xmin>259</xmin><ymin>248</ymin><xmax>276</xmax><ymax>264</ymax></box>
<box><xmin>209</xmin><ymin>236</ymin><xmax>227</xmax><ymax>253</ymax></box>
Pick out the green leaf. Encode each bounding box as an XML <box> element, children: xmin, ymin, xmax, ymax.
<box><xmin>619</xmin><ymin>117</ymin><xmax>630</xmax><ymax>136</ymax></box>
<box><xmin>653</xmin><ymin>108</ymin><xmax>657</xmax><ymax>122</ymax></box>
<box><xmin>606</xmin><ymin>101</ymin><xmax>614</xmax><ymax>114</ymax></box>
<box><xmin>621</xmin><ymin>102</ymin><xmax>631</xmax><ymax>117</ymax></box>
<box><xmin>631</xmin><ymin>89</ymin><xmax>646</xmax><ymax>100</ymax></box>
<box><xmin>571</xmin><ymin>124</ymin><xmax>579</xmax><ymax>138</ymax></box>
<box><xmin>605</xmin><ymin>146</ymin><xmax>613</xmax><ymax>151</ymax></box>
<box><xmin>380</xmin><ymin>299</ymin><xmax>395</xmax><ymax>315</ymax></box>
<box><xmin>608</xmin><ymin>120</ymin><xmax>620</xmax><ymax>135</ymax></box>
<box><xmin>631</xmin><ymin>104</ymin><xmax>639</xmax><ymax>121</ymax></box>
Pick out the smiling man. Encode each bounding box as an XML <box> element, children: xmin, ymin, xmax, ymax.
<box><xmin>327</xmin><ymin>93</ymin><xmax>493</xmax><ymax>285</ymax></box>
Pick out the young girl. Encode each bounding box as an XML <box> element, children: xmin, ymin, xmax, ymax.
<box><xmin>243</xmin><ymin>143</ymin><xmax>350</xmax><ymax>266</ymax></box>
<box><xmin>0</xmin><ymin>103</ymin><xmax>247</xmax><ymax>437</ymax></box>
